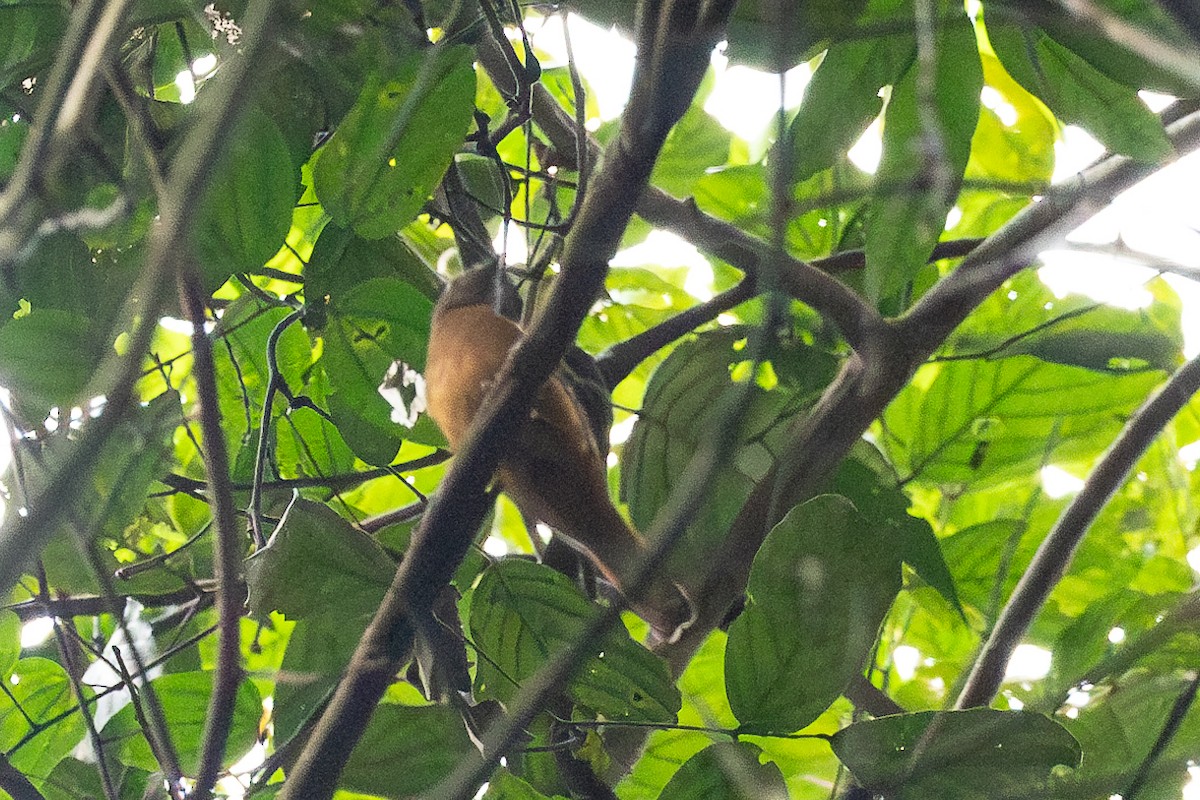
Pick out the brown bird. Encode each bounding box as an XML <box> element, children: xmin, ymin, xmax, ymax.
<box><xmin>424</xmin><ymin>267</ymin><xmax>695</xmax><ymax>642</ymax></box>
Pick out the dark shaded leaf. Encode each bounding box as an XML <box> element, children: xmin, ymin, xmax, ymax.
<box><xmin>193</xmin><ymin>109</ymin><xmax>299</xmax><ymax>292</ymax></box>
<box><xmin>831</xmin><ymin>709</ymin><xmax>1081</xmax><ymax>799</ymax></box>
<box><xmin>469</xmin><ymin>559</ymin><xmax>680</xmax><ymax>723</ymax></box>
<box><xmin>341</xmin><ymin>704</ymin><xmax>481</xmax><ymax>798</ymax></box>
<box><xmin>989</xmin><ymin>20</ymin><xmax>1172</xmax><ymax>162</ymax></box>
<box><xmin>656</xmin><ymin>741</ymin><xmax>787</xmax><ymax>800</ymax></box>
<box><xmin>245</xmin><ymin>496</ymin><xmax>394</xmax><ymax>620</ymax></box>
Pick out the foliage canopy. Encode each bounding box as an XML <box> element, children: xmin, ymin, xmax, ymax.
<box><xmin>1</xmin><ymin>1</ymin><xmax>1199</xmax><ymax>799</ymax></box>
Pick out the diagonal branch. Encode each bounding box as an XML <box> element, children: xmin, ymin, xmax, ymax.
<box><xmin>955</xmin><ymin>352</ymin><xmax>1200</xmax><ymax>709</ymax></box>
<box><xmin>475</xmin><ymin>33</ymin><xmax>886</xmax><ymax>354</ymax></box>
<box><xmin>660</xmin><ymin>107</ymin><xmax>1200</xmax><ymax>670</ymax></box>
<box><xmin>276</xmin><ymin>4</ymin><xmax>733</xmax><ymax>798</ymax></box>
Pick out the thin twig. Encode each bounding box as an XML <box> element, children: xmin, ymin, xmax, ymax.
<box><xmin>175</xmin><ymin>264</ymin><xmax>247</xmax><ymax>800</ymax></box>
<box><xmin>1124</xmin><ymin>672</ymin><xmax>1200</xmax><ymax>800</ymax></box>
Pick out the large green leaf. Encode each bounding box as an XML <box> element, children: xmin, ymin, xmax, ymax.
<box><xmin>468</xmin><ymin>559</ymin><xmax>681</xmax><ymax>723</ymax></box>
<box><xmin>655</xmin><ymin>742</ymin><xmax>787</xmax><ymax>800</ymax></box>
<box><xmin>0</xmin><ymin>657</ymin><xmax>84</xmax><ymax>781</ymax></box>
<box><xmin>314</xmin><ymin>45</ymin><xmax>476</xmax><ymax>238</ymax></box>
<box><xmin>0</xmin><ymin>611</ymin><xmax>18</xmax><ymax>677</ymax></box>
<box><xmin>725</xmin><ymin>495</ymin><xmax>902</xmax><ymax>733</ymax></box>
<box><xmin>101</xmin><ymin>673</ymin><xmax>262</xmax><ymax>774</ymax></box>
<box><xmin>305</xmin><ymin>223</ymin><xmax>440</xmax><ymax>327</ymax></box>
<box><xmin>0</xmin><ymin>2</ymin><xmax>68</xmax><ymax>91</ymax></box>
<box><xmin>652</xmin><ymin>105</ymin><xmax>730</xmax><ymax>197</ymax></box>
<box><xmin>272</xmin><ymin>612</ymin><xmax>370</xmax><ymax>745</ymax></box>
<box><xmin>865</xmin><ymin>12</ymin><xmax>982</xmax><ymax>302</ymax></box>
<box><xmin>340</xmin><ymin>704</ymin><xmax>481</xmax><ymax>799</ymax></box>
<box><xmin>0</xmin><ymin>309</ymin><xmax>98</xmax><ymax>414</ymax></box>
<box><xmin>193</xmin><ymin>109</ymin><xmax>299</xmax><ymax>292</ymax></box>
<box><xmin>622</xmin><ymin>328</ymin><xmax>837</xmax><ymax>578</ymax></box>
<box><xmin>831</xmin><ymin>709</ymin><xmax>1081</xmax><ymax>799</ymax></box>
<box><xmin>788</xmin><ymin>33</ymin><xmax>914</xmax><ymax>183</ymax></box>
<box><xmin>319</xmin><ymin>275</ymin><xmax>432</xmax><ymax>465</ymax></box>
<box><xmin>988</xmin><ymin>20</ymin><xmax>1172</xmax><ymax>163</ymax></box>
<box><xmin>882</xmin><ymin>355</ymin><xmax>1162</xmax><ymax>486</ymax></box>
<box><xmin>245</xmin><ymin>496</ymin><xmax>395</xmax><ymax>621</ymax></box>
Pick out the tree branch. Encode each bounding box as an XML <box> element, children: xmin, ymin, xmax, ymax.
<box><xmin>476</xmin><ymin>33</ymin><xmax>887</xmax><ymax>354</ymax></box>
<box><xmin>175</xmin><ymin>265</ymin><xmax>246</xmax><ymax>800</ymax></box>
<box><xmin>661</xmin><ymin>107</ymin><xmax>1200</xmax><ymax>670</ymax></box>
<box><xmin>0</xmin><ymin>752</ymin><xmax>45</xmax><ymax>800</ymax></box>
<box><xmin>955</xmin><ymin>352</ymin><xmax>1200</xmax><ymax>709</ymax></box>
<box><xmin>277</xmin><ymin>5</ymin><xmax>734</xmax><ymax>797</ymax></box>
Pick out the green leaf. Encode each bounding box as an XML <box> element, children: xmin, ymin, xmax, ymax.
<box><xmin>318</xmin><ymin>276</ymin><xmax>432</xmax><ymax>466</ymax></box>
<box><xmin>788</xmin><ymin>34</ymin><xmax>914</xmax><ymax>183</ymax></box>
<box><xmin>469</xmin><ymin>559</ymin><xmax>681</xmax><ymax>723</ymax></box>
<box><xmin>245</xmin><ymin>496</ymin><xmax>394</xmax><ymax>620</ymax></box>
<box><xmin>831</xmin><ymin>709</ymin><xmax>1081</xmax><ymax>799</ymax></box>
<box><xmin>0</xmin><ymin>2</ymin><xmax>68</xmax><ymax>91</ymax></box>
<box><xmin>832</xmin><ymin>455</ymin><xmax>963</xmax><ymax>616</ymax></box>
<box><xmin>305</xmin><ymin>223</ymin><xmax>440</xmax><ymax>325</ymax></box>
<box><xmin>273</xmin><ymin>612</ymin><xmax>369</xmax><ymax>745</ymax></box>
<box><xmin>193</xmin><ymin>108</ymin><xmax>299</xmax><ymax>292</ymax></box>
<box><xmin>102</xmin><ymin>673</ymin><xmax>262</xmax><ymax>774</ymax></box>
<box><xmin>882</xmin><ymin>355</ymin><xmax>1162</xmax><ymax>485</ymax></box>
<box><xmin>623</xmin><ymin>328</ymin><xmax>838</xmax><ymax>577</ymax></box>
<box><xmin>483</xmin><ymin>770</ymin><xmax>567</xmax><ymax>799</ymax></box>
<box><xmin>340</xmin><ymin>704</ymin><xmax>482</xmax><ymax>798</ymax></box>
<box><xmin>865</xmin><ymin>13</ymin><xmax>982</xmax><ymax>302</ymax></box>
<box><xmin>965</xmin><ymin>53</ymin><xmax>1057</xmax><ymax>187</ymax></box>
<box><xmin>652</xmin><ymin>105</ymin><xmax>730</xmax><ymax>196</ymax></box>
<box><xmin>656</xmin><ymin>742</ymin><xmax>787</xmax><ymax>800</ymax></box>
<box><xmin>725</xmin><ymin>495</ymin><xmax>902</xmax><ymax>733</ymax></box>
<box><xmin>0</xmin><ymin>657</ymin><xmax>86</xmax><ymax>781</ymax></box>
<box><xmin>938</xmin><ymin>519</ymin><xmax>1025</xmax><ymax>616</ymax></box>
<box><xmin>1056</xmin><ymin>673</ymin><xmax>1200</xmax><ymax>798</ymax></box>
<box><xmin>0</xmin><ymin>610</ymin><xmax>18</xmax><ymax>677</ymax></box>
<box><xmin>1035</xmin><ymin>3</ymin><xmax>1199</xmax><ymax>97</ymax></box>
<box><xmin>314</xmin><ymin>45</ymin><xmax>477</xmax><ymax>238</ymax></box>
<box><xmin>331</xmin><ymin>277</ymin><xmax>433</xmax><ymax>369</ymax></box>
<box><xmin>989</xmin><ymin>20</ymin><xmax>1173</xmax><ymax>163</ymax></box>
<box><xmin>0</xmin><ymin>309</ymin><xmax>99</xmax><ymax>413</ymax></box>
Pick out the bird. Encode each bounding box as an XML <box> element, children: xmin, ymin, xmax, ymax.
<box><xmin>424</xmin><ymin>266</ymin><xmax>695</xmax><ymax>643</ymax></box>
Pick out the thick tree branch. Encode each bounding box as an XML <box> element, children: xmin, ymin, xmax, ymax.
<box><xmin>0</xmin><ymin>752</ymin><xmax>44</xmax><ymax>800</ymax></box>
<box><xmin>955</xmin><ymin>353</ymin><xmax>1200</xmax><ymax>709</ymax></box>
<box><xmin>662</xmin><ymin>107</ymin><xmax>1200</xmax><ymax>670</ymax></box>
